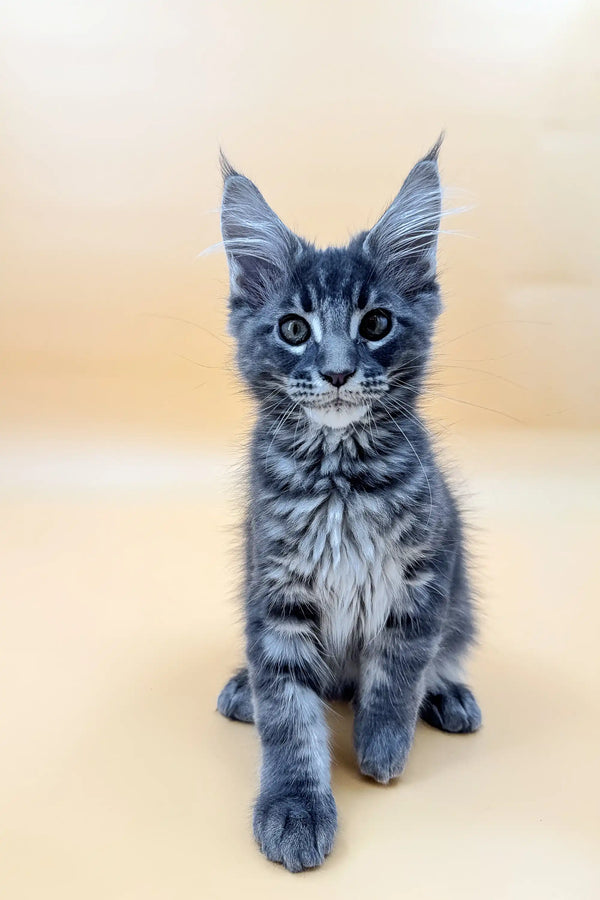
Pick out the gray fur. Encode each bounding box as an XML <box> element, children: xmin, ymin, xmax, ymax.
<box><xmin>216</xmin><ymin>140</ymin><xmax>481</xmax><ymax>872</ymax></box>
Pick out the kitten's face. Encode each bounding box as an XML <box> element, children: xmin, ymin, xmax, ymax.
<box><xmin>231</xmin><ymin>247</ymin><xmax>438</xmax><ymax>428</ymax></box>
<box><xmin>220</xmin><ymin>142</ymin><xmax>443</xmax><ymax>428</ymax></box>
<box><xmin>276</xmin><ymin>256</ymin><xmax>394</xmax><ymax>429</ymax></box>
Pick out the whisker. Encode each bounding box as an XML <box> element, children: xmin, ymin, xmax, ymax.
<box><xmin>378</xmin><ymin>404</ymin><xmax>434</xmax><ymax>527</ymax></box>
<box><xmin>142</xmin><ymin>312</ymin><xmax>231</xmax><ymax>348</ymax></box>
<box><xmin>399</xmin><ymin>383</ymin><xmax>524</xmax><ymax>424</ymax></box>
<box><xmin>176</xmin><ymin>353</ymin><xmax>230</xmax><ymax>372</ymax></box>
<box><xmin>441</xmin><ymin>319</ymin><xmax>552</xmax><ymax>347</ymax></box>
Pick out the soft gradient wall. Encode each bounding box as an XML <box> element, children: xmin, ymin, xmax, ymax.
<box><xmin>3</xmin><ymin>5</ymin><xmax>600</xmax><ymax>896</ymax></box>
<box><xmin>2</xmin><ymin>0</ymin><xmax>599</xmax><ymax>442</ymax></box>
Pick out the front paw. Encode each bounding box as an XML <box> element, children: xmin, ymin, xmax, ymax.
<box><xmin>355</xmin><ymin>719</ymin><xmax>413</xmax><ymax>784</ymax></box>
<box><xmin>253</xmin><ymin>787</ymin><xmax>337</xmax><ymax>872</ymax></box>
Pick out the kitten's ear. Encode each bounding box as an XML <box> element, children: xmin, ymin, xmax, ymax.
<box><xmin>220</xmin><ymin>153</ymin><xmax>299</xmax><ymax>307</ymax></box>
<box><xmin>363</xmin><ymin>136</ymin><xmax>443</xmax><ymax>280</ymax></box>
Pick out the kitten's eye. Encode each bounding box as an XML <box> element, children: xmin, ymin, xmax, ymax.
<box><xmin>359</xmin><ymin>308</ymin><xmax>392</xmax><ymax>341</ymax></box>
<box><xmin>279</xmin><ymin>314</ymin><xmax>311</xmax><ymax>346</ymax></box>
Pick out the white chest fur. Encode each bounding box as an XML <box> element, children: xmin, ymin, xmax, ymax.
<box><xmin>292</xmin><ymin>490</ymin><xmax>406</xmax><ymax>655</ymax></box>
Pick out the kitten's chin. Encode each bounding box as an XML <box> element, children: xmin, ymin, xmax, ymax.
<box><xmin>304</xmin><ymin>403</ymin><xmax>369</xmax><ymax>429</ymax></box>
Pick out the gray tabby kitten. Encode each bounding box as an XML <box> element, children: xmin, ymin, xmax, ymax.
<box><xmin>216</xmin><ymin>139</ymin><xmax>481</xmax><ymax>872</ymax></box>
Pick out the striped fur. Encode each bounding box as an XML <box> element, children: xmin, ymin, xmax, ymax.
<box><xmin>216</xmin><ymin>142</ymin><xmax>481</xmax><ymax>872</ymax></box>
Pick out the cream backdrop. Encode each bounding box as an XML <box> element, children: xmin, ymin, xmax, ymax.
<box><xmin>2</xmin><ymin>3</ymin><xmax>600</xmax><ymax>899</ymax></box>
<box><xmin>2</xmin><ymin>0</ymin><xmax>599</xmax><ymax>439</ymax></box>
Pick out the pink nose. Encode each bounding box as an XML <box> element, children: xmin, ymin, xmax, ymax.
<box><xmin>321</xmin><ymin>370</ymin><xmax>355</xmax><ymax>388</ymax></box>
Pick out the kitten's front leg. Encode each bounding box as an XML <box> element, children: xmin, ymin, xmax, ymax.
<box><xmin>354</xmin><ymin>577</ymin><xmax>446</xmax><ymax>784</ymax></box>
<box><xmin>248</xmin><ymin>594</ymin><xmax>336</xmax><ymax>872</ymax></box>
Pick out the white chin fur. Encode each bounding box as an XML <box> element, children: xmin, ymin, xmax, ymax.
<box><xmin>305</xmin><ymin>403</ymin><xmax>368</xmax><ymax>429</ymax></box>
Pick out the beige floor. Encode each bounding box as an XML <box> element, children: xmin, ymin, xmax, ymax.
<box><xmin>1</xmin><ymin>431</ymin><xmax>599</xmax><ymax>899</ymax></box>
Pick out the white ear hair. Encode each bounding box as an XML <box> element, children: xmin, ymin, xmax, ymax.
<box><xmin>364</xmin><ymin>141</ymin><xmax>442</xmax><ymax>279</ymax></box>
<box><xmin>220</xmin><ymin>163</ymin><xmax>299</xmax><ymax>305</ymax></box>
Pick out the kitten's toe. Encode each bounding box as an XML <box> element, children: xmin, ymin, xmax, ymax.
<box><xmin>420</xmin><ymin>682</ymin><xmax>482</xmax><ymax>734</ymax></box>
<box><xmin>253</xmin><ymin>788</ymin><xmax>337</xmax><ymax>872</ymax></box>
<box><xmin>217</xmin><ymin>668</ymin><xmax>254</xmax><ymax>723</ymax></box>
<box><xmin>355</xmin><ymin>720</ymin><xmax>412</xmax><ymax>784</ymax></box>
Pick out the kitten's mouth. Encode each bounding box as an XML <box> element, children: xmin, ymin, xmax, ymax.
<box><xmin>308</xmin><ymin>397</ymin><xmax>364</xmax><ymax>411</ymax></box>
<box><xmin>303</xmin><ymin>397</ymin><xmax>369</xmax><ymax>429</ymax></box>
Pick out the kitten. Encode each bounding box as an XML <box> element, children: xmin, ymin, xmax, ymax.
<box><xmin>216</xmin><ymin>139</ymin><xmax>481</xmax><ymax>872</ymax></box>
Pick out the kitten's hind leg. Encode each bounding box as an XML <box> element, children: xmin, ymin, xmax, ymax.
<box><xmin>217</xmin><ymin>667</ymin><xmax>254</xmax><ymax>723</ymax></box>
<box><xmin>420</xmin><ymin>681</ymin><xmax>481</xmax><ymax>734</ymax></box>
<box><xmin>421</xmin><ymin>535</ymin><xmax>482</xmax><ymax>734</ymax></box>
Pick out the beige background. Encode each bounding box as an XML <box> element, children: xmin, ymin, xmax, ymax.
<box><xmin>1</xmin><ymin>1</ymin><xmax>599</xmax><ymax>897</ymax></box>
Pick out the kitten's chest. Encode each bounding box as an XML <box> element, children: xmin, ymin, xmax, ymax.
<box><xmin>291</xmin><ymin>487</ymin><xmax>406</xmax><ymax>653</ymax></box>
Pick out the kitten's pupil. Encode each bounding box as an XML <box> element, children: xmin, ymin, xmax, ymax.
<box><xmin>359</xmin><ymin>308</ymin><xmax>392</xmax><ymax>341</ymax></box>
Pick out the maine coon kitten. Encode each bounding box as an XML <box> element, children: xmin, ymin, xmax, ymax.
<box><xmin>216</xmin><ymin>139</ymin><xmax>481</xmax><ymax>872</ymax></box>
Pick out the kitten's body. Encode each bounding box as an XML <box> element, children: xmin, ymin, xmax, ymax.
<box><xmin>216</xmin><ymin>143</ymin><xmax>481</xmax><ymax>872</ymax></box>
<box><xmin>243</xmin><ymin>405</ymin><xmax>472</xmax><ymax>700</ymax></box>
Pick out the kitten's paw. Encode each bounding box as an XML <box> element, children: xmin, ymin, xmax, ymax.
<box><xmin>253</xmin><ymin>788</ymin><xmax>337</xmax><ymax>873</ymax></box>
<box><xmin>420</xmin><ymin>682</ymin><xmax>482</xmax><ymax>734</ymax></box>
<box><xmin>216</xmin><ymin>668</ymin><xmax>254</xmax><ymax>723</ymax></box>
<box><xmin>355</xmin><ymin>720</ymin><xmax>413</xmax><ymax>784</ymax></box>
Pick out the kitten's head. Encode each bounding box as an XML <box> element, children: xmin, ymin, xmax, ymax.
<box><xmin>220</xmin><ymin>140</ymin><xmax>443</xmax><ymax>429</ymax></box>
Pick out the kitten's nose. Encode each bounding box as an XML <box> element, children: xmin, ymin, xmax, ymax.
<box><xmin>320</xmin><ymin>369</ymin><xmax>356</xmax><ymax>388</ymax></box>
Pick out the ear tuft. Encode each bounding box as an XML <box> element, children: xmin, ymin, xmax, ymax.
<box><xmin>423</xmin><ymin>131</ymin><xmax>445</xmax><ymax>163</ymax></box>
<box><xmin>219</xmin><ymin>148</ymin><xmax>239</xmax><ymax>182</ymax></box>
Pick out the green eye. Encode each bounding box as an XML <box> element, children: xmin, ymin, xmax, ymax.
<box><xmin>359</xmin><ymin>308</ymin><xmax>392</xmax><ymax>341</ymax></box>
<box><xmin>279</xmin><ymin>315</ymin><xmax>311</xmax><ymax>346</ymax></box>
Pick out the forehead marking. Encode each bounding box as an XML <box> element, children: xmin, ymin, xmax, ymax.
<box><xmin>357</xmin><ymin>283</ymin><xmax>370</xmax><ymax>310</ymax></box>
<box><xmin>299</xmin><ymin>284</ymin><xmax>313</xmax><ymax>313</ymax></box>
<box><xmin>306</xmin><ymin>312</ymin><xmax>322</xmax><ymax>343</ymax></box>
